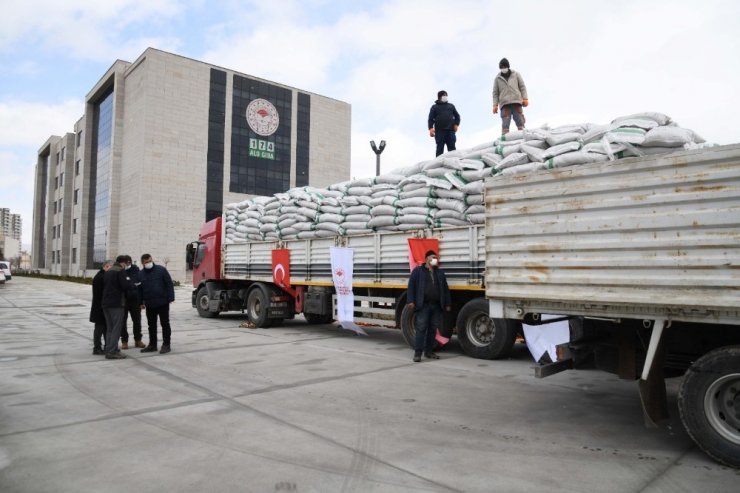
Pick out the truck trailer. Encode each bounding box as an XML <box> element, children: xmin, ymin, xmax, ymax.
<box><xmin>485</xmin><ymin>144</ymin><xmax>740</xmax><ymax>467</ymax></box>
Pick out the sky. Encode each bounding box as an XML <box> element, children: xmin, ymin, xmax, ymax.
<box><xmin>1</xmin><ymin>0</ymin><xmax>739</xmax><ymax>247</ymax></box>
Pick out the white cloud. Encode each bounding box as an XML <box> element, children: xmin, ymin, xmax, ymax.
<box><xmin>0</xmin><ymin>99</ymin><xmax>83</xmax><ymax>147</ymax></box>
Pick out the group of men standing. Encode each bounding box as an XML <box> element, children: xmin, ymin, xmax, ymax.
<box><xmin>428</xmin><ymin>57</ymin><xmax>529</xmax><ymax>156</ymax></box>
<box><xmin>89</xmin><ymin>254</ymin><xmax>175</xmax><ymax>359</ymax></box>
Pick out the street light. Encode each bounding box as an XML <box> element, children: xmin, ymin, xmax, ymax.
<box><xmin>369</xmin><ymin>140</ymin><xmax>386</xmax><ymax>177</ymax></box>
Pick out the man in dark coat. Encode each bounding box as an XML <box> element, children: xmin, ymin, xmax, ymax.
<box><xmin>427</xmin><ymin>90</ymin><xmax>461</xmax><ymax>156</ymax></box>
<box><xmin>120</xmin><ymin>255</ymin><xmax>145</xmax><ymax>349</ymax></box>
<box><xmin>89</xmin><ymin>259</ymin><xmax>113</xmax><ymax>355</ymax></box>
<box><xmin>138</xmin><ymin>254</ymin><xmax>175</xmax><ymax>354</ymax></box>
<box><xmin>406</xmin><ymin>250</ymin><xmax>452</xmax><ymax>362</ymax></box>
<box><xmin>102</xmin><ymin>255</ymin><xmax>136</xmax><ymax>360</ymax></box>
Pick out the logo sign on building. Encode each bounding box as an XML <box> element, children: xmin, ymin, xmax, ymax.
<box><xmin>246</xmin><ymin>98</ymin><xmax>279</xmax><ymax>160</ymax></box>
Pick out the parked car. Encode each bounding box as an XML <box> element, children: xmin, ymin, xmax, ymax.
<box><xmin>0</xmin><ymin>261</ymin><xmax>10</xmax><ymax>280</ymax></box>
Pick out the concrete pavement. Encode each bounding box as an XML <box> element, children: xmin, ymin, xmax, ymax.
<box><xmin>0</xmin><ymin>277</ymin><xmax>737</xmax><ymax>492</ymax></box>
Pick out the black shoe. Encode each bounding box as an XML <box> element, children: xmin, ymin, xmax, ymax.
<box><xmin>424</xmin><ymin>352</ymin><xmax>440</xmax><ymax>359</ymax></box>
<box><xmin>92</xmin><ymin>348</ymin><xmax>105</xmax><ymax>355</ymax></box>
<box><xmin>141</xmin><ymin>346</ymin><xmax>158</xmax><ymax>353</ymax></box>
<box><xmin>159</xmin><ymin>345</ymin><xmax>171</xmax><ymax>354</ymax></box>
<box><xmin>413</xmin><ymin>353</ymin><xmax>421</xmax><ymax>363</ymax></box>
<box><xmin>105</xmin><ymin>352</ymin><xmax>127</xmax><ymax>360</ymax></box>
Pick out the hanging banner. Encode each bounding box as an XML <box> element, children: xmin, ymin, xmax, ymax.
<box><xmin>407</xmin><ymin>238</ymin><xmax>440</xmax><ymax>272</ymax></box>
<box><xmin>330</xmin><ymin>247</ymin><xmax>367</xmax><ymax>336</ymax></box>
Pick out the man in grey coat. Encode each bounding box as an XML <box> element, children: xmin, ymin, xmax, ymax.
<box><xmin>492</xmin><ymin>57</ymin><xmax>529</xmax><ymax>135</ymax></box>
<box><xmin>102</xmin><ymin>255</ymin><xmax>136</xmax><ymax>360</ymax></box>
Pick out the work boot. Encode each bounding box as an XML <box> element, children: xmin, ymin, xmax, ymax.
<box><xmin>105</xmin><ymin>352</ymin><xmax>127</xmax><ymax>360</ymax></box>
<box><xmin>92</xmin><ymin>348</ymin><xmax>105</xmax><ymax>355</ymax></box>
<box><xmin>121</xmin><ymin>341</ymin><xmax>129</xmax><ymax>350</ymax></box>
<box><xmin>134</xmin><ymin>340</ymin><xmax>146</xmax><ymax>349</ymax></box>
<box><xmin>424</xmin><ymin>352</ymin><xmax>440</xmax><ymax>360</ymax></box>
<box><xmin>413</xmin><ymin>353</ymin><xmax>422</xmax><ymax>363</ymax></box>
<box><xmin>159</xmin><ymin>344</ymin><xmax>171</xmax><ymax>354</ymax></box>
<box><xmin>141</xmin><ymin>345</ymin><xmax>158</xmax><ymax>353</ymax></box>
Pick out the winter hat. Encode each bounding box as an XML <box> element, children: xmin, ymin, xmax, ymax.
<box><xmin>437</xmin><ymin>90</ymin><xmax>447</xmax><ymax>100</ymax></box>
<box><xmin>425</xmin><ymin>250</ymin><xmax>437</xmax><ymax>259</ymax></box>
<box><xmin>499</xmin><ymin>58</ymin><xmax>510</xmax><ymax>69</ymax></box>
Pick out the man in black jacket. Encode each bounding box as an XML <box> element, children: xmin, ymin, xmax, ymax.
<box><xmin>427</xmin><ymin>90</ymin><xmax>461</xmax><ymax>156</ymax></box>
<box><xmin>89</xmin><ymin>259</ymin><xmax>113</xmax><ymax>355</ymax></box>
<box><xmin>102</xmin><ymin>255</ymin><xmax>136</xmax><ymax>360</ymax></box>
<box><xmin>120</xmin><ymin>255</ymin><xmax>145</xmax><ymax>349</ymax></box>
<box><xmin>138</xmin><ymin>254</ymin><xmax>175</xmax><ymax>354</ymax></box>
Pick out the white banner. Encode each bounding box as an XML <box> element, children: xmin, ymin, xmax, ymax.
<box><xmin>329</xmin><ymin>247</ymin><xmax>366</xmax><ymax>336</ymax></box>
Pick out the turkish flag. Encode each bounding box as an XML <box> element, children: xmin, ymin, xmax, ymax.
<box><xmin>272</xmin><ymin>249</ymin><xmax>291</xmax><ymax>288</ymax></box>
<box><xmin>407</xmin><ymin>238</ymin><xmax>440</xmax><ymax>272</ymax></box>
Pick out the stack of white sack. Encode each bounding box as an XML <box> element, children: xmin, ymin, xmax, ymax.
<box><xmin>223</xmin><ymin>112</ymin><xmax>708</xmax><ymax>243</ymax></box>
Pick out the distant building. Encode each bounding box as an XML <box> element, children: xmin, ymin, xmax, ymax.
<box><xmin>0</xmin><ymin>208</ymin><xmax>22</xmax><ymax>241</ymax></box>
<box><xmin>32</xmin><ymin>48</ymin><xmax>352</xmax><ymax>279</ymax></box>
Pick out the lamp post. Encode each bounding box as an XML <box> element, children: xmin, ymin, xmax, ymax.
<box><xmin>369</xmin><ymin>140</ymin><xmax>386</xmax><ymax>177</ymax></box>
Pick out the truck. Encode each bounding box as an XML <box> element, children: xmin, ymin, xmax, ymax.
<box><xmin>188</xmin><ymin>143</ymin><xmax>739</xmax><ymax>467</ymax></box>
<box><xmin>484</xmin><ymin>144</ymin><xmax>740</xmax><ymax>468</ymax></box>
<box><xmin>188</xmin><ymin>217</ymin><xmax>521</xmax><ymax>360</ymax></box>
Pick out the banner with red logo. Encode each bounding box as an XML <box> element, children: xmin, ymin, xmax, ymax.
<box><xmin>407</xmin><ymin>238</ymin><xmax>440</xmax><ymax>272</ymax></box>
<box><xmin>330</xmin><ymin>247</ymin><xmax>367</xmax><ymax>336</ymax></box>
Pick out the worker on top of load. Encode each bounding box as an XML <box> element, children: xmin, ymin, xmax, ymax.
<box><xmin>428</xmin><ymin>90</ymin><xmax>461</xmax><ymax>156</ymax></box>
<box><xmin>492</xmin><ymin>57</ymin><xmax>528</xmax><ymax>135</ymax></box>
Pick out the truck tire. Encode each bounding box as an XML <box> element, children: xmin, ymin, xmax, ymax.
<box><xmin>456</xmin><ymin>298</ymin><xmax>517</xmax><ymax>359</ymax></box>
<box><xmin>400</xmin><ymin>304</ymin><xmax>416</xmax><ymax>348</ymax></box>
<box><xmin>305</xmin><ymin>313</ymin><xmax>333</xmax><ymax>325</ymax></box>
<box><xmin>677</xmin><ymin>345</ymin><xmax>740</xmax><ymax>468</ymax></box>
<box><xmin>246</xmin><ymin>286</ymin><xmax>272</xmax><ymax>328</ymax></box>
<box><xmin>196</xmin><ymin>286</ymin><xmax>219</xmax><ymax>318</ymax></box>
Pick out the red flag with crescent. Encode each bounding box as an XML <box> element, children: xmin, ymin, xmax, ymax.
<box><xmin>272</xmin><ymin>249</ymin><xmax>291</xmax><ymax>289</ymax></box>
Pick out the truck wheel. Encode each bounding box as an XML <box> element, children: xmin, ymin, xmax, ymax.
<box><xmin>678</xmin><ymin>345</ymin><xmax>740</xmax><ymax>468</ymax></box>
<box><xmin>305</xmin><ymin>313</ymin><xmax>333</xmax><ymax>325</ymax></box>
<box><xmin>456</xmin><ymin>298</ymin><xmax>517</xmax><ymax>359</ymax></box>
<box><xmin>246</xmin><ymin>286</ymin><xmax>271</xmax><ymax>328</ymax></box>
<box><xmin>196</xmin><ymin>287</ymin><xmax>219</xmax><ymax>318</ymax></box>
<box><xmin>400</xmin><ymin>304</ymin><xmax>416</xmax><ymax>348</ymax></box>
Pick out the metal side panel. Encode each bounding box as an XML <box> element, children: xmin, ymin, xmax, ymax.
<box><xmin>484</xmin><ymin>144</ymin><xmax>740</xmax><ymax>323</ymax></box>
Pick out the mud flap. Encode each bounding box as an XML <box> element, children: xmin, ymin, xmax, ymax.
<box><xmin>638</xmin><ymin>319</ymin><xmax>670</xmax><ymax>427</ymax></box>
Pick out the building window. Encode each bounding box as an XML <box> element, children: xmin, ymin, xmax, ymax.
<box><xmin>60</xmin><ymin>172</ymin><xmax>64</xmax><ymax>188</ymax></box>
<box><xmin>55</xmin><ymin>176</ymin><xmax>58</xmax><ymax>189</ymax></box>
<box><xmin>59</xmin><ymin>198</ymin><xmax>63</xmax><ymax>211</ymax></box>
<box><xmin>72</xmin><ymin>248</ymin><xmax>77</xmax><ymax>264</ymax></box>
<box><xmin>61</xmin><ymin>147</ymin><xmax>66</xmax><ymax>160</ymax></box>
<box><xmin>74</xmin><ymin>189</ymin><xmax>79</xmax><ymax>205</ymax></box>
<box><xmin>76</xmin><ymin>130</ymin><xmax>82</xmax><ymax>147</ymax></box>
<box><xmin>75</xmin><ymin>160</ymin><xmax>80</xmax><ymax>175</ymax></box>
<box><xmin>53</xmin><ymin>201</ymin><xmax>57</xmax><ymax>214</ymax></box>
<box><xmin>91</xmin><ymin>85</ymin><xmax>114</xmax><ymax>268</ymax></box>
<box><xmin>73</xmin><ymin>218</ymin><xmax>77</xmax><ymax>234</ymax></box>
<box><xmin>56</xmin><ymin>152</ymin><xmax>60</xmax><ymax>166</ymax></box>
<box><xmin>52</xmin><ymin>226</ymin><xmax>56</xmax><ymax>239</ymax></box>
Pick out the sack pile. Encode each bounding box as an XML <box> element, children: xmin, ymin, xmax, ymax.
<box><xmin>224</xmin><ymin>112</ymin><xmax>707</xmax><ymax>243</ymax></box>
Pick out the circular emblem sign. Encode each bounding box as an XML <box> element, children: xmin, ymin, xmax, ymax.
<box><xmin>246</xmin><ymin>98</ymin><xmax>279</xmax><ymax>136</ymax></box>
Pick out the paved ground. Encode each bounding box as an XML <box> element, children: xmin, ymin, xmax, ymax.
<box><xmin>0</xmin><ymin>277</ymin><xmax>737</xmax><ymax>492</ymax></box>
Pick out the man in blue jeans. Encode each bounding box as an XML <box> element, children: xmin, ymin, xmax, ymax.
<box><xmin>406</xmin><ymin>250</ymin><xmax>452</xmax><ymax>362</ymax></box>
<box><xmin>427</xmin><ymin>90</ymin><xmax>461</xmax><ymax>156</ymax></box>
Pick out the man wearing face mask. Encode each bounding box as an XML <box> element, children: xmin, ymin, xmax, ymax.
<box><xmin>427</xmin><ymin>90</ymin><xmax>461</xmax><ymax>156</ymax></box>
<box><xmin>406</xmin><ymin>250</ymin><xmax>452</xmax><ymax>362</ymax></box>
<box><xmin>492</xmin><ymin>57</ymin><xmax>529</xmax><ymax>135</ymax></box>
<box><xmin>120</xmin><ymin>255</ymin><xmax>145</xmax><ymax>349</ymax></box>
<box><xmin>138</xmin><ymin>254</ymin><xmax>175</xmax><ymax>354</ymax></box>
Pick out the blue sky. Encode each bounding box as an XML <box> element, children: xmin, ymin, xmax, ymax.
<box><xmin>2</xmin><ymin>0</ymin><xmax>739</xmax><ymax>247</ymax></box>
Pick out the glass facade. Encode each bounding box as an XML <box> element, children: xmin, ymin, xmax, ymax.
<box><xmin>91</xmin><ymin>86</ymin><xmax>114</xmax><ymax>268</ymax></box>
<box><xmin>206</xmin><ymin>69</ymin><xmax>226</xmax><ymax>222</ymax></box>
<box><xmin>230</xmin><ymin>75</ymin><xmax>292</xmax><ymax>196</ymax></box>
<box><xmin>296</xmin><ymin>92</ymin><xmax>311</xmax><ymax>187</ymax></box>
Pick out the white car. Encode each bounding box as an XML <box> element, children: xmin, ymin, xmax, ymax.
<box><xmin>0</xmin><ymin>261</ymin><xmax>10</xmax><ymax>280</ymax></box>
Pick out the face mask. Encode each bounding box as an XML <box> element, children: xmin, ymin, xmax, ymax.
<box><xmin>500</xmin><ymin>68</ymin><xmax>509</xmax><ymax>74</ymax></box>
<box><xmin>440</xmin><ymin>96</ymin><xmax>448</xmax><ymax>103</ymax></box>
<box><xmin>125</xmin><ymin>265</ymin><xmax>131</xmax><ymax>270</ymax></box>
<box><xmin>144</xmin><ymin>262</ymin><xmax>154</xmax><ymax>270</ymax></box>
<box><xmin>430</xmin><ymin>258</ymin><xmax>438</xmax><ymax>267</ymax></box>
